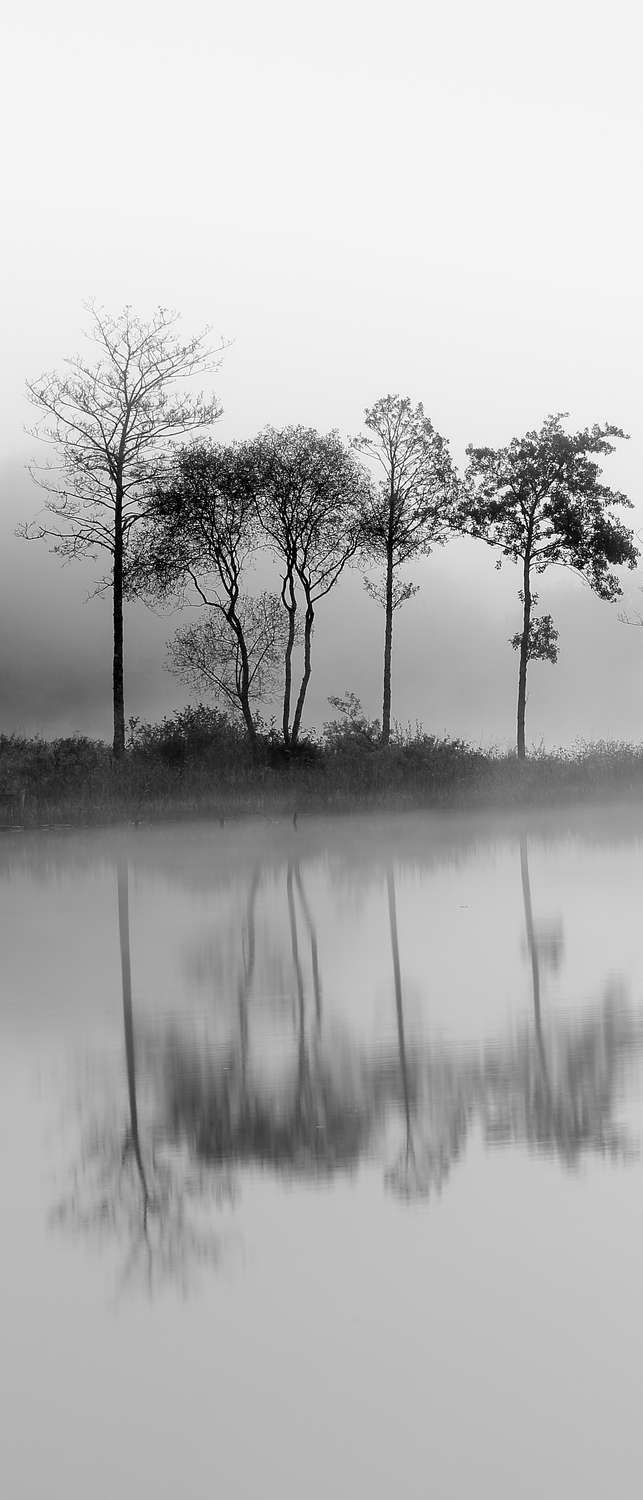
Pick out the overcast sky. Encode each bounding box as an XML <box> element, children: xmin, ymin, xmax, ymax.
<box><xmin>2</xmin><ymin>0</ymin><xmax>643</xmax><ymax>747</ymax></box>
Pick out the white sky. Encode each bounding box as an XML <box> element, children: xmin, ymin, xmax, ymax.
<box><xmin>2</xmin><ymin>0</ymin><xmax>643</xmax><ymax>747</ymax></box>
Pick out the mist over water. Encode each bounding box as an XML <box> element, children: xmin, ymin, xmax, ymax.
<box><xmin>2</xmin><ymin>809</ymin><xmax>643</xmax><ymax>1497</ymax></box>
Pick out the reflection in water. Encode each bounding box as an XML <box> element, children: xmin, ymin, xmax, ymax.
<box><xmin>159</xmin><ymin>852</ymin><xmax>641</xmax><ymax>1200</ymax></box>
<box><xmin>384</xmin><ymin>868</ymin><xmax>470</xmax><ymax>1200</ymax></box>
<box><xmin>482</xmin><ymin>838</ymin><xmax>639</xmax><ymax>1165</ymax></box>
<box><xmin>52</xmin><ymin>859</ymin><xmax>235</xmax><ymax>1294</ymax></box>
<box><xmin>52</xmin><ymin>836</ymin><xmax>643</xmax><ymax>1297</ymax></box>
<box><xmin>237</xmin><ymin>865</ymin><xmax>260</xmax><ymax>1093</ymax></box>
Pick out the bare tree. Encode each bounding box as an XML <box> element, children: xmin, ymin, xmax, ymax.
<box><xmin>353</xmin><ymin>395</ymin><xmax>459</xmax><ymax>745</ymax></box>
<box><xmin>249</xmin><ymin>426</ymin><xmax>374</xmax><ymax>749</ymax></box>
<box><xmin>20</xmin><ymin>304</ymin><xmax>225</xmax><ymax>756</ymax></box>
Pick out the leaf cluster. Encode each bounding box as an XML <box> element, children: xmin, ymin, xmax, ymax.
<box><xmin>463</xmin><ymin>413</ymin><xmax>638</xmax><ymax>599</ymax></box>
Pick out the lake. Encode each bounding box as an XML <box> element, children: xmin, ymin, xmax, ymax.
<box><xmin>2</xmin><ymin>807</ymin><xmax>643</xmax><ymax>1498</ymax></box>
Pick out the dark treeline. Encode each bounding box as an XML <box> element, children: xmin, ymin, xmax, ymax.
<box><xmin>17</xmin><ymin>302</ymin><xmax>639</xmax><ymax>774</ymax></box>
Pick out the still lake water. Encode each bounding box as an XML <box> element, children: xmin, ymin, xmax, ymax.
<box><xmin>2</xmin><ymin>807</ymin><xmax>643</xmax><ymax>1498</ymax></box>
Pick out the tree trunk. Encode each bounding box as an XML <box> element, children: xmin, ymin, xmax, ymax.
<box><xmin>381</xmin><ymin>540</ymin><xmax>394</xmax><ymax>746</ymax></box>
<box><xmin>230</xmin><ymin>611</ymin><xmax>257</xmax><ymax>751</ymax></box>
<box><xmin>281</xmin><ymin>572</ymin><xmax>297</xmax><ymax>750</ymax></box>
<box><xmin>291</xmin><ymin>594</ymin><xmax>314</xmax><ymax>746</ymax></box>
<box><xmin>516</xmin><ymin>554</ymin><xmax>532</xmax><ymax>760</ymax></box>
<box><xmin>112</xmin><ymin>499</ymin><xmax>126</xmax><ymax>759</ymax></box>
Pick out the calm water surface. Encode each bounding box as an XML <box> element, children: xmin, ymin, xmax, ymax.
<box><xmin>2</xmin><ymin>808</ymin><xmax>643</xmax><ymax>1498</ymax></box>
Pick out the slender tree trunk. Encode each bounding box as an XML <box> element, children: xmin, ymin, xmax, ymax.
<box><xmin>382</xmin><ymin>540</ymin><xmax>394</xmax><ymax>747</ymax></box>
<box><xmin>112</xmin><ymin>496</ymin><xmax>126</xmax><ymax>759</ymax></box>
<box><xmin>230</xmin><ymin>612</ymin><xmax>257</xmax><ymax>751</ymax></box>
<box><xmin>516</xmin><ymin>552</ymin><xmax>532</xmax><ymax>760</ymax></box>
<box><xmin>281</xmin><ymin>572</ymin><xmax>297</xmax><ymax>750</ymax></box>
<box><xmin>291</xmin><ymin>595</ymin><xmax>315</xmax><ymax>746</ymax></box>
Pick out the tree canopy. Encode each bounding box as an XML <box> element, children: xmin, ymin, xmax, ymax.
<box><xmin>462</xmin><ymin>413</ymin><xmax>639</xmax><ymax>755</ymax></box>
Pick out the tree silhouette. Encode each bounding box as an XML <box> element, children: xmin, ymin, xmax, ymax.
<box><xmin>21</xmin><ymin>305</ymin><xmax>225</xmax><ymax>756</ymax></box>
<box><xmin>462</xmin><ymin>415</ymin><xmax>638</xmax><ymax>756</ymax></box>
<box><xmin>482</xmin><ymin>838</ymin><xmax>640</xmax><ymax>1165</ymax></box>
<box><xmin>353</xmin><ymin>395</ymin><xmax>458</xmax><ymax>744</ymax></box>
<box><xmin>248</xmin><ymin>426</ymin><xmax>373</xmax><ymax>748</ymax></box>
<box><xmin>384</xmin><ymin>868</ymin><xmax>470</xmax><ymax>1199</ymax></box>
<box><xmin>141</xmin><ymin>440</ymin><xmax>275</xmax><ymax>749</ymax></box>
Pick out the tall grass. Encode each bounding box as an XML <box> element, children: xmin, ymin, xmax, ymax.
<box><xmin>2</xmin><ymin>704</ymin><xmax>643</xmax><ymax>828</ymax></box>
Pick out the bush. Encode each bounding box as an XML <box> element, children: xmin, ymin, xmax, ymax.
<box><xmin>127</xmin><ymin>704</ymin><xmax>246</xmax><ymax>766</ymax></box>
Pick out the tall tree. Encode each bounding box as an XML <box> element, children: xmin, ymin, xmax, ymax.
<box><xmin>140</xmin><ymin>440</ymin><xmax>264</xmax><ymax>748</ymax></box>
<box><xmin>463</xmin><ymin>414</ymin><xmax>638</xmax><ymax>757</ymax></box>
<box><xmin>20</xmin><ymin>303</ymin><xmax>224</xmax><ymax>756</ymax></box>
<box><xmin>249</xmin><ymin>426</ymin><xmax>373</xmax><ymax>749</ymax></box>
<box><xmin>353</xmin><ymin>395</ymin><xmax>458</xmax><ymax>745</ymax></box>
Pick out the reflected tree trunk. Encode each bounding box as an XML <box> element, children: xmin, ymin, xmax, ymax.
<box><xmin>387</xmin><ymin>868</ymin><xmax>414</xmax><ymax>1164</ymax></box>
<box><xmin>238</xmin><ymin>868</ymin><xmax>260</xmax><ymax>1094</ymax></box>
<box><xmin>117</xmin><ymin>857</ymin><xmax>151</xmax><ymax>1222</ymax></box>
<box><xmin>519</xmin><ymin>837</ymin><xmax>552</xmax><ymax>1102</ymax></box>
<box><xmin>293</xmin><ymin>863</ymin><xmax>323</xmax><ymax>1034</ymax></box>
<box><xmin>287</xmin><ymin>861</ymin><xmax>311</xmax><ymax>1125</ymax></box>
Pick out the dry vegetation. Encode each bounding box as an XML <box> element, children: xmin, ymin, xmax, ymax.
<box><xmin>2</xmin><ymin>701</ymin><xmax>643</xmax><ymax>828</ymax></box>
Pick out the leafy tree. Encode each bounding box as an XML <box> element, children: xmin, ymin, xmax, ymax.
<box><xmin>141</xmin><ymin>440</ymin><xmax>265</xmax><ymax>748</ymax></box>
<box><xmin>463</xmin><ymin>414</ymin><xmax>638</xmax><ymax>757</ymax></box>
<box><xmin>249</xmin><ymin>426</ymin><xmax>373</xmax><ymax>749</ymax></box>
<box><xmin>353</xmin><ymin>395</ymin><xmax>459</xmax><ymax>745</ymax></box>
<box><xmin>166</xmin><ymin>591</ymin><xmax>287</xmax><ymax>732</ymax></box>
<box><xmin>20</xmin><ymin>304</ymin><xmax>224</xmax><ymax>756</ymax></box>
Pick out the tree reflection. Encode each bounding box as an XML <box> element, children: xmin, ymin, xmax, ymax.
<box><xmin>157</xmin><ymin>851</ymin><xmax>642</xmax><ymax>1204</ymax></box>
<box><xmin>384</xmin><ymin>867</ymin><xmax>471</xmax><ymax>1200</ymax></box>
<box><xmin>51</xmin><ymin>857</ymin><xmax>234</xmax><ymax>1295</ymax></box>
<box><xmin>482</xmin><ymin>838</ymin><xmax>639</xmax><ymax>1165</ymax></box>
<box><xmin>53</xmin><ymin>846</ymin><xmax>643</xmax><ymax>1278</ymax></box>
<box><xmin>238</xmin><ymin>866</ymin><xmax>260</xmax><ymax>1094</ymax></box>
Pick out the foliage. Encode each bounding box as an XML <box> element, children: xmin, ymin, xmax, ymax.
<box><xmin>138</xmin><ymin>439</ymin><xmax>266</xmax><ymax>744</ymax></box>
<box><xmin>248</xmin><ymin>425</ymin><xmax>374</xmax><ymax>747</ymax></box>
<box><xmin>463</xmin><ymin>413</ymin><xmax>637</xmax><ymax>595</ymax></box>
<box><xmin>322</xmin><ymin>692</ymin><xmax>381</xmax><ymax>750</ymax></box>
<box><xmin>166</xmin><ymin>592</ymin><xmax>288</xmax><ymax>721</ymax></box>
<box><xmin>462</xmin><ymin>413</ymin><xmax>638</xmax><ymax>755</ymax></box>
<box><xmin>510</xmin><ymin>598</ymin><xmax>559</xmax><ymax>663</ymax></box>
<box><xmin>127</xmin><ymin>703</ymin><xmax>244</xmax><ymax>765</ymax></box>
<box><xmin>354</xmin><ymin>394</ymin><xmax>458</xmax><ymax>581</ymax></box>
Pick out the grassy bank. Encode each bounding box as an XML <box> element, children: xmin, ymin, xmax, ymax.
<box><xmin>2</xmin><ymin>704</ymin><xmax>643</xmax><ymax>828</ymax></box>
